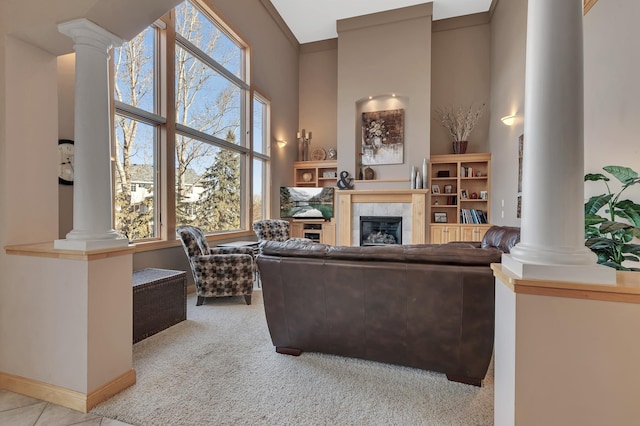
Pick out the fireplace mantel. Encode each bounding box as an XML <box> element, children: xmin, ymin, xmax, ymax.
<box><xmin>336</xmin><ymin>189</ymin><xmax>429</xmax><ymax>246</ymax></box>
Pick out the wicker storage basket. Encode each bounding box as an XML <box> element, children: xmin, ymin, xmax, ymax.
<box><xmin>133</xmin><ymin>268</ymin><xmax>187</xmax><ymax>343</ymax></box>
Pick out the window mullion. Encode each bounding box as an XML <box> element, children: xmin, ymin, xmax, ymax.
<box><xmin>175</xmin><ymin>124</ymin><xmax>249</xmax><ymax>154</ymax></box>
<box><xmin>115</xmin><ymin>101</ymin><xmax>166</xmax><ymax>125</ymax></box>
<box><xmin>175</xmin><ymin>34</ymin><xmax>249</xmax><ymax>91</ymax></box>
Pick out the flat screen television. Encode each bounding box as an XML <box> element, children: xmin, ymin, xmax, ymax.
<box><xmin>280</xmin><ymin>187</ymin><xmax>334</xmax><ymax>219</ymax></box>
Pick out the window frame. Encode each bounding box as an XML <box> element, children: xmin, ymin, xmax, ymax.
<box><xmin>251</xmin><ymin>88</ymin><xmax>272</xmax><ymax>221</ymax></box>
<box><xmin>111</xmin><ymin>0</ymin><xmax>269</xmax><ymax>250</ymax></box>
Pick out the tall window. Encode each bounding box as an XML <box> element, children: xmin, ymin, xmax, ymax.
<box><xmin>113</xmin><ymin>26</ymin><xmax>161</xmax><ymax>241</ymax></box>
<box><xmin>252</xmin><ymin>92</ymin><xmax>271</xmax><ymax>222</ymax></box>
<box><xmin>174</xmin><ymin>1</ymin><xmax>248</xmax><ymax>233</ymax></box>
<box><xmin>112</xmin><ymin>0</ymin><xmax>269</xmax><ymax>243</ymax></box>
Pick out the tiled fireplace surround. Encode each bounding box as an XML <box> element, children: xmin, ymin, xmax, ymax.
<box><xmin>336</xmin><ymin>190</ymin><xmax>429</xmax><ymax>246</ymax></box>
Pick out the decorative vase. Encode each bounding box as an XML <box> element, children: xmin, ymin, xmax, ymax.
<box><xmin>422</xmin><ymin>158</ymin><xmax>427</xmax><ymax>188</ymax></box>
<box><xmin>364</xmin><ymin>166</ymin><xmax>374</xmax><ymax>180</ymax></box>
<box><xmin>303</xmin><ymin>141</ymin><xmax>310</xmax><ymax>161</ymax></box>
<box><xmin>415</xmin><ymin>171</ymin><xmax>422</xmax><ymax>189</ymax></box>
<box><xmin>372</xmin><ymin>136</ymin><xmax>382</xmax><ymax>151</ymax></box>
<box><xmin>302</xmin><ymin>172</ymin><xmax>312</xmax><ymax>182</ymax></box>
<box><xmin>410</xmin><ymin>166</ymin><xmax>416</xmax><ymax>189</ymax></box>
<box><xmin>297</xmin><ymin>140</ymin><xmax>305</xmax><ymax>161</ymax></box>
<box><xmin>452</xmin><ymin>141</ymin><xmax>468</xmax><ymax>154</ymax></box>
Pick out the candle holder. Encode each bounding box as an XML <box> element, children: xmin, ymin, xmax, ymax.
<box><xmin>296</xmin><ymin>129</ymin><xmax>312</xmax><ymax>161</ymax></box>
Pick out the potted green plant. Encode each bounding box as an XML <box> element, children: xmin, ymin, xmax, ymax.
<box><xmin>584</xmin><ymin>165</ymin><xmax>640</xmax><ymax>271</ymax></box>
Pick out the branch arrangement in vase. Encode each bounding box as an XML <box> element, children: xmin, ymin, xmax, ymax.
<box><xmin>433</xmin><ymin>103</ymin><xmax>486</xmax><ymax>142</ymax></box>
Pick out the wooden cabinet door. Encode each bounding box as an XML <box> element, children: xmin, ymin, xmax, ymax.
<box><xmin>430</xmin><ymin>225</ymin><xmax>459</xmax><ymax>244</ymax></box>
<box><xmin>290</xmin><ymin>222</ymin><xmax>304</xmax><ymax>238</ymax></box>
<box><xmin>460</xmin><ymin>225</ymin><xmax>490</xmax><ymax>242</ymax></box>
<box><xmin>322</xmin><ymin>222</ymin><xmax>336</xmax><ymax>245</ymax></box>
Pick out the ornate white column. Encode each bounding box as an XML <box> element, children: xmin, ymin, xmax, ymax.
<box><xmin>55</xmin><ymin>19</ymin><xmax>128</xmax><ymax>250</ymax></box>
<box><xmin>503</xmin><ymin>0</ymin><xmax>615</xmax><ymax>284</ymax></box>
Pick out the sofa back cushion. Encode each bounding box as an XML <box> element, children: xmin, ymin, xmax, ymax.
<box><xmin>404</xmin><ymin>245</ymin><xmax>502</xmax><ymax>265</ymax></box>
<box><xmin>260</xmin><ymin>240</ymin><xmax>502</xmax><ymax>266</ymax></box>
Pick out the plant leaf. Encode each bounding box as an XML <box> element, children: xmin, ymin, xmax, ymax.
<box><xmin>585</xmin><ymin>237</ymin><xmax>618</xmax><ymax>250</ymax></box>
<box><xmin>598</xmin><ymin>260</ymin><xmax>625</xmax><ymax>270</ymax></box>
<box><xmin>599</xmin><ymin>221</ymin><xmax>633</xmax><ymax>233</ymax></box>
<box><xmin>603</xmin><ymin>166</ymin><xmax>638</xmax><ymax>185</ymax></box>
<box><xmin>584</xmin><ymin>214</ymin><xmax>606</xmax><ymax>226</ymax></box>
<box><xmin>584</xmin><ymin>173</ymin><xmax>609</xmax><ymax>182</ymax></box>
<box><xmin>614</xmin><ymin>200</ymin><xmax>640</xmax><ymax>226</ymax></box>
<box><xmin>584</xmin><ymin>194</ymin><xmax>612</xmax><ymax>216</ymax></box>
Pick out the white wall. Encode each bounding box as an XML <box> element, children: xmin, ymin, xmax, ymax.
<box><xmin>487</xmin><ymin>0</ymin><xmax>527</xmax><ymax>226</ymax></box>
<box><xmin>583</xmin><ymin>0</ymin><xmax>640</xmax><ymax>202</ymax></box>
<box><xmin>58</xmin><ymin>53</ymin><xmax>75</xmax><ymax>238</ymax></box>
<box><xmin>299</xmin><ymin>40</ymin><xmax>338</xmax><ymax>157</ymax></box>
<box><xmin>336</xmin><ymin>4</ymin><xmax>432</xmax><ymax>185</ymax></box>
<box><xmin>489</xmin><ymin>0</ymin><xmax>640</xmax><ymax>226</ymax></box>
<box><xmin>0</xmin><ymin>35</ymin><xmax>60</xmax><ymax>378</ymax></box>
<box><xmin>431</xmin><ymin>20</ymin><xmax>492</xmax><ymax>155</ymax></box>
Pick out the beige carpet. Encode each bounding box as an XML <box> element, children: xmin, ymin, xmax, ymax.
<box><xmin>91</xmin><ymin>290</ymin><xmax>494</xmax><ymax>425</ymax></box>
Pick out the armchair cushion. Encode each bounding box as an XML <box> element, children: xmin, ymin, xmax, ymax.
<box><xmin>190</xmin><ymin>254</ymin><xmax>254</xmax><ymax>297</ymax></box>
<box><xmin>252</xmin><ymin>219</ymin><xmax>290</xmax><ymax>242</ymax></box>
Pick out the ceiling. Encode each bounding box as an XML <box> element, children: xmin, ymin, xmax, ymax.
<box><xmin>271</xmin><ymin>0</ymin><xmax>494</xmax><ymax>44</ymax></box>
<box><xmin>1</xmin><ymin>0</ymin><xmax>183</xmax><ymax>56</ymax></box>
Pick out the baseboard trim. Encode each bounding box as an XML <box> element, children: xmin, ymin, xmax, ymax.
<box><xmin>0</xmin><ymin>369</ymin><xmax>136</xmax><ymax>413</ymax></box>
<box><xmin>87</xmin><ymin>369</ymin><xmax>137</xmax><ymax>411</ymax></box>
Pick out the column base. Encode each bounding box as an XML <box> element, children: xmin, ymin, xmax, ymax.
<box><xmin>54</xmin><ymin>238</ymin><xmax>129</xmax><ymax>251</ymax></box>
<box><xmin>502</xmin><ymin>253</ymin><xmax>616</xmax><ymax>285</ymax></box>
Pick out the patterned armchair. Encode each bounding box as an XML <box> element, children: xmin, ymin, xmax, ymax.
<box><xmin>252</xmin><ymin>219</ymin><xmax>291</xmax><ymax>242</ymax></box>
<box><xmin>177</xmin><ymin>226</ymin><xmax>254</xmax><ymax>306</ymax></box>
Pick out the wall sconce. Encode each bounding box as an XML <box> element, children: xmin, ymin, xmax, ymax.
<box><xmin>276</xmin><ymin>139</ymin><xmax>287</xmax><ymax>148</ymax></box>
<box><xmin>501</xmin><ymin>115</ymin><xmax>517</xmax><ymax>126</ymax></box>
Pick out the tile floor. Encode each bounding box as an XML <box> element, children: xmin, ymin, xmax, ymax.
<box><xmin>0</xmin><ymin>389</ymin><xmax>132</xmax><ymax>426</ymax></box>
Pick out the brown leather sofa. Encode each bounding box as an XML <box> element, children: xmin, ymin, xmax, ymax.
<box><xmin>256</xmin><ymin>226</ymin><xmax>520</xmax><ymax>386</ymax></box>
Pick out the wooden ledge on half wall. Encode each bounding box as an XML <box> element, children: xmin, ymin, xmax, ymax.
<box><xmin>492</xmin><ymin>263</ymin><xmax>640</xmax><ymax>304</ymax></box>
<box><xmin>4</xmin><ymin>241</ymin><xmax>135</xmax><ymax>261</ymax></box>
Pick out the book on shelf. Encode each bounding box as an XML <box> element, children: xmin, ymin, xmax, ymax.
<box><xmin>460</xmin><ymin>209</ymin><xmax>488</xmax><ymax>224</ymax></box>
<box><xmin>460</xmin><ymin>166</ymin><xmax>475</xmax><ymax>178</ymax></box>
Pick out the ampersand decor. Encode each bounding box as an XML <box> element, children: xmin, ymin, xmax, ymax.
<box><xmin>336</xmin><ymin>170</ymin><xmax>354</xmax><ymax>190</ymax></box>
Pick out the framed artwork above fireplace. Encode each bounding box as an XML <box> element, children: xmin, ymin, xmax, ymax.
<box><xmin>361</xmin><ymin>109</ymin><xmax>404</xmax><ymax>166</ymax></box>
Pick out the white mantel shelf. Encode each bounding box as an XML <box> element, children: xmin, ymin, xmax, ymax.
<box><xmin>336</xmin><ymin>189</ymin><xmax>429</xmax><ymax>246</ymax></box>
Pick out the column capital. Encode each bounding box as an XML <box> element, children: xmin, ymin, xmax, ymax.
<box><xmin>58</xmin><ymin>18</ymin><xmax>123</xmax><ymax>52</ymax></box>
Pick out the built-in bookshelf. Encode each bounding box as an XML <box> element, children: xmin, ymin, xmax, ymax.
<box><xmin>293</xmin><ymin>160</ymin><xmax>338</xmax><ymax>187</ymax></box>
<box><xmin>428</xmin><ymin>153</ymin><xmax>492</xmax><ymax>243</ymax></box>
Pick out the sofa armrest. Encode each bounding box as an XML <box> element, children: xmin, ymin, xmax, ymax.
<box><xmin>481</xmin><ymin>226</ymin><xmax>521</xmax><ymax>253</ymax></box>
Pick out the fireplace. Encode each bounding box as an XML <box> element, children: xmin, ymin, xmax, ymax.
<box><xmin>359</xmin><ymin>216</ymin><xmax>402</xmax><ymax>246</ymax></box>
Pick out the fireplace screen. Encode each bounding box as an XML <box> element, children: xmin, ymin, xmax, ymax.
<box><xmin>359</xmin><ymin>216</ymin><xmax>402</xmax><ymax>246</ymax></box>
